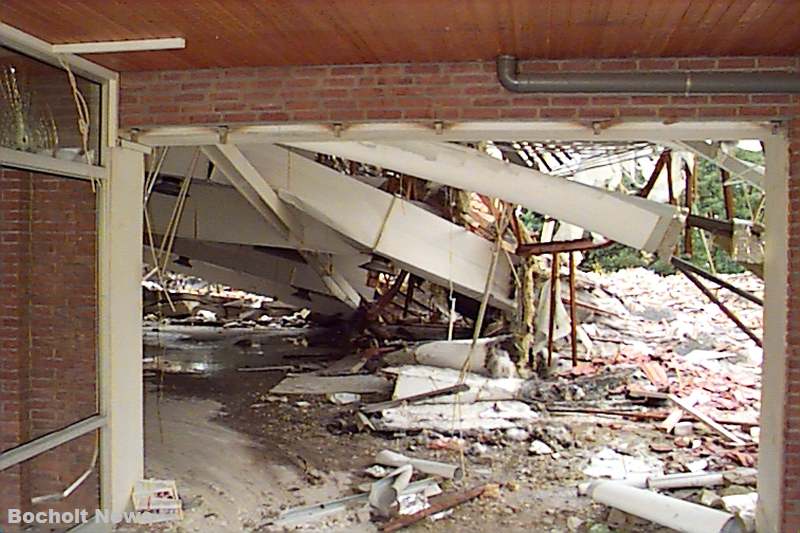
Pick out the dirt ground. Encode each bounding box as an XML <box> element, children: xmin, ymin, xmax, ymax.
<box><xmin>129</xmin><ymin>326</ymin><xmax>715</xmax><ymax>533</ymax></box>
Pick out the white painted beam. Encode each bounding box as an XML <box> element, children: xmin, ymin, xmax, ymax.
<box><xmin>0</xmin><ymin>22</ymin><xmax>117</xmax><ymax>82</ymax></box>
<box><xmin>98</xmin><ymin>147</ymin><xmax>144</xmax><ymax>515</ymax></box>
<box><xmin>133</xmin><ymin>121</ymin><xmax>773</xmax><ymax>147</ymax></box>
<box><xmin>287</xmin><ymin>141</ymin><xmax>683</xmax><ymax>257</ymax></box>
<box><xmin>167</xmin><ymin>238</ymin><xmax>329</xmax><ymax>296</ymax></box>
<box><xmin>238</xmin><ymin>144</ymin><xmax>515</xmax><ymax>310</ymax></box>
<box><xmin>52</xmin><ymin>38</ymin><xmax>185</xmax><ymax>54</ymax></box>
<box><xmin>756</xmin><ymin>133</ymin><xmax>790</xmax><ymax>533</ymax></box>
<box><xmin>671</xmin><ymin>140</ymin><xmax>764</xmax><ymax>189</ymax></box>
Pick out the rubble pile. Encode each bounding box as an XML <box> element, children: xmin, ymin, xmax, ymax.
<box><xmin>258</xmin><ymin>267</ymin><xmax>763</xmax><ymax>531</ymax></box>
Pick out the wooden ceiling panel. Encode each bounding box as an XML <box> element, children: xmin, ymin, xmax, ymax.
<box><xmin>3</xmin><ymin>0</ymin><xmax>799</xmax><ymax>71</ymax></box>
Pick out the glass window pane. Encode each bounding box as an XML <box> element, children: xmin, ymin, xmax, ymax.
<box><xmin>1</xmin><ymin>46</ymin><xmax>101</xmax><ymax>165</ymax></box>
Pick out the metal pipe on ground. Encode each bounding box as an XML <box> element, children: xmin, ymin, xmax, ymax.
<box><xmin>589</xmin><ymin>481</ymin><xmax>746</xmax><ymax>533</ymax></box>
<box><xmin>497</xmin><ymin>55</ymin><xmax>800</xmax><ymax>94</ymax></box>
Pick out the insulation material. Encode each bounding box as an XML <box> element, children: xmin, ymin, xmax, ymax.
<box><xmin>533</xmin><ymin>277</ymin><xmax>571</xmax><ymax>353</ymax></box>
<box><xmin>374</xmin><ymin>401</ymin><xmax>538</xmax><ymax>432</ymax></box>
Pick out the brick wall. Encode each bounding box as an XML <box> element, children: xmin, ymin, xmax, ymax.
<box><xmin>0</xmin><ymin>168</ymin><xmax>98</xmax><ymax>531</ymax></box>
<box><xmin>787</xmin><ymin>118</ymin><xmax>800</xmax><ymax>530</ymax></box>
<box><xmin>120</xmin><ymin>56</ymin><xmax>800</xmax><ymax>127</ymax></box>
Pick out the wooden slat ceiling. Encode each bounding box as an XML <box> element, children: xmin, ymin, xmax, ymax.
<box><xmin>4</xmin><ymin>0</ymin><xmax>800</xmax><ymax>71</ymax></box>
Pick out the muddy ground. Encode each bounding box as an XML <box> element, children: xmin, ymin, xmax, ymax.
<box><xmin>127</xmin><ymin>325</ymin><xmax>732</xmax><ymax>533</ymax></box>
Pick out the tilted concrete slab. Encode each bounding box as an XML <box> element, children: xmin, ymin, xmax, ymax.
<box><xmin>286</xmin><ymin>140</ymin><xmax>684</xmax><ymax>257</ymax></box>
<box><xmin>147</xmin><ymin>180</ymin><xmax>356</xmax><ymax>253</ymax></box>
<box><xmin>202</xmin><ymin>144</ymin><xmax>363</xmax><ymax>309</ymax></box>
<box><xmin>237</xmin><ymin>144</ymin><xmax>515</xmax><ymax>311</ymax></box>
<box><xmin>160</xmin><ymin>254</ymin><xmax>354</xmax><ymax>316</ymax></box>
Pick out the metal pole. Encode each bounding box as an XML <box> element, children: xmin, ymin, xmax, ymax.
<box><xmin>547</xmin><ymin>252</ymin><xmax>559</xmax><ymax>368</ymax></box>
<box><xmin>569</xmin><ymin>252</ymin><xmax>578</xmax><ymax>367</ymax></box>
<box><xmin>674</xmin><ymin>261</ymin><xmax>762</xmax><ymax>347</ymax></box>
<box><xmin>671</xmin><ymin>257</ymin><xmax>763</xmax><ymax>306</ymax></box>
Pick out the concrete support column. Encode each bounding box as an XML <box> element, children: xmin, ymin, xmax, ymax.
<box><xmin>98</xmin><ymin>146</ymin><xmax>144</xmax><ymax>516</ymax></box>
<box><xmin>758</xmin><ymin>131</ymin><xmax>791</xmax><ymax>533</ymax></box>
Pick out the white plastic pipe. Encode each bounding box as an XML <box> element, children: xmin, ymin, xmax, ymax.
<box><xmin>589</xmin><ymin>481</ymin><xmax>745</xmax><ymax>533</ymax></box>
<box><xmin>375</xmin><ymin>450</ymin><xmax>463</xmax><ymax>480</ymax></box>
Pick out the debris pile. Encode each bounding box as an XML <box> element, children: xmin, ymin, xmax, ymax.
<box><xmin>258</xmin><ymin>266</ymin><xmax>762</xmax><ymax>530</ymax></box>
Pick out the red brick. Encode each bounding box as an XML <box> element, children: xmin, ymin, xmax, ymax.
<box><xmin>0</xmin><ymin>168</ymin><xmax>98</xmax><ymax>528</ymax></box>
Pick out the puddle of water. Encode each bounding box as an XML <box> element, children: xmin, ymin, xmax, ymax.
<box><xmin>143</xmin><ymin>324</ymin><xmax>345</xmax><ymax>374</ymax></box>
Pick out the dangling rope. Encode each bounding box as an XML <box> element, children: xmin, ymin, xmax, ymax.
<box><xmin>57</xmin><ymin>56</ymin><xmax>95</xmax><ymax>191</ymax></box>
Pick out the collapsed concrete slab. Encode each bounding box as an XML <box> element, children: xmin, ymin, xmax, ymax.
<box><xmin>287</xmin><ymin>140</ymin><xmax>684</xmax><ymax>257</ymax></box>
<box><xmin>237</xmin><ymin>144</ymin><xmax>515</xmax><ymax>310</ymax></box>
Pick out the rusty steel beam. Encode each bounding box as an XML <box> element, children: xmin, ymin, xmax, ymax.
<box><xmin>517</xmin><ymin>238</ymin><xmax>612</xmax><ymax>257</ymax></box>
<box><xmin>569</xmin><ymin>252</ymin><xmax>578</xmax><ymax>367</ymax></box>
<box><xmin>685</xmin><ymin>214</ymin><xmax>734</xmax><ymax>238</ymax></box>
<box><xmin>720</xmin><ymin>169</ymin><xmax>736</xmax><ymax>220</ymax></box>
<box><xmin>684</xmin><ymin>160</ymin><xmax>697</xmax><ymax>255</ymax></box>
<box><xmin>637</xmin><ymin>150</ymin><xmax>670</xmax><ymax>199</ymax></box>
<box><xmin>672</xmin><ymin>259</ymin><xmax>762</xmax><ymax>347</ymax></box>
<box><xmin>672</xmin><ymin>257</ymin><xmax>763</xmax><ymax>306</ymax></box>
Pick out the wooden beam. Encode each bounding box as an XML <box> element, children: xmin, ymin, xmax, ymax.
<box><xmin>684</xmin><ymin>160</ymin><xmax>697</xmax><ymax>255</ymax></box>
<box><xmin>720</xmin><ymin>169</ymin><xmax>736</xmax><ymax>220</ymax></box>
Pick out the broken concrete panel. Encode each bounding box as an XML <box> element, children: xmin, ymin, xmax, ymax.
<box><xmin>287</xmin><ymin>141</ymin><xmax>684</xmax><ymax>257</ymax></box>
<box><xmin>160</xmin><ymin>251</ymin><xmax>356</xmax><ymax>315</ymax></box>
<box><xmin>374</xmin><ymin>401</ymin><xmax>538</xmax><ymax>432</ymax></box>
<box><xmin>164</xmin><ymin>237</ymin><xmax>372</xmax><ymax>303</ymax></box>
<box><xmin>270</xmin><ymin>375</ymin><xmax>393</xmax><ymax>395</ymax></box>
<box><xmin>237</xmin><ymin>144</ymin><xmax>515</xmax><ymax>311</ymax></box>
<box><xmin>148</xmin><ymin>181</ymin><xmax>354</xmax><ymax>253</ymax></box>
<box><xmin>384</xmin><ymin>365</ymin><xmax>524</xmax><ymax>404</ymax></box>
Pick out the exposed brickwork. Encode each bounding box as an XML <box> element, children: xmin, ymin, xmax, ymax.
<box><xmin>787</xmin><ymin>118</ymin><xmax>800</xmax><ymax>531</ymax></box>
<box><xmin>0</xmin><ymin>168</ymin><xmax>98</xmax><ymax>531</ymax></box>
<box><xmin>120</xmin><ymin>56</ymin><xmax>800</xmax><ymax>128</ymax></box>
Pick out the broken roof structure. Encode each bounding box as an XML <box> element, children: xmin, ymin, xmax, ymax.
<box><xmin>0</xmin><ymin>2</ymin><xmax>799</xmax><ymax>532</ymax></box>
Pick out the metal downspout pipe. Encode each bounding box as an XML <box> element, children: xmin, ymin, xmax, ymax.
<box><xmin>496</xmin><ymin>55</ymin><xmax>800</xmax><ymax>94</ymax></box>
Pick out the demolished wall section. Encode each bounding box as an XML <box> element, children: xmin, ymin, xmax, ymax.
<box><xmin>0</xmin><ymin>168</ymin><xmax>99</xmax><ymax>530</ymax></box>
